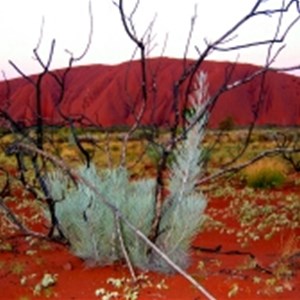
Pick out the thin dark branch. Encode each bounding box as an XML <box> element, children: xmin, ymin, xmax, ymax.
<box><xmin>213</xmin><ymin>15</ymin><xmax>300</xmax><ymax>52</ymax></box>
<box><xmin>0</xmin><ymin>197</ymin><xmax>44</xmax><ymax>238</ymax></box>
<box><xmin>183</xmin><ymin>4</ymin><xmax>197</xmax><ymax>68</ymax></box>
<box><xmin>8</xmin><ymin>61</ymin><xmax>35</xmax><ymax>85</ymax></box>
<box><xmin>73</xmin><ymin>0</ymin><xmax>94</xmax><ymax>62</ymax></box>
<box><xmin>34</xmin><ymin>16</ymin><xmax>45</xmax><ymax>53</ymax></box>
<box><xmin>33</xmin><ymin>39</ymin><xmax>56</xmax><ymax>72</ymax></box>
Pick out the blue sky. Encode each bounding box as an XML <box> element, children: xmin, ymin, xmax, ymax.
<box><xmin>1</xmin><ymin>0</ymin><xmax>299</xmax><ymax>79</ymax></box>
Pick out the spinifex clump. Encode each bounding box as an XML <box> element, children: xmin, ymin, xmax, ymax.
<box><xmin>47</xmin><ymin>72</ymin><xmax>209</xmax><ymax>273</ymax></box>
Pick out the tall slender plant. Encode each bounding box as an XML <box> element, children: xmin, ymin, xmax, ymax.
<box><xmin>151</xmin><ymin>71</ymin><xmax>208</xmax><ymax>271</ymax></box>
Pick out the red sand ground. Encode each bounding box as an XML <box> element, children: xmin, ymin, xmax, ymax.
<box><xmin>1</xmin><ymin>183</ymin><xmax>299</xmax><ymax>300</ymax></box>
<box><xmin>1</xmin><ymin>58</ymin><xmax>300</xmax><ymax>128</ymax></box>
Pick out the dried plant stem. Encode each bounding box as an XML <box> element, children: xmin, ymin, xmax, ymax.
<box><xmin>0</xmin><ymin>198</ymin><xmax>44</xmax><ymax>239</ymax></box>
<box><xmin>115</xmin><ymin>213</ymin><xmax>137</xmax><ymax>282</ymax></box>
<box><xmin>11</xmin><ymin>142</ymin><xmax>216</xmax><ymax>300</ymax></box>
<box><xmin>104</xmin><ymin>132</ymin><xmax>113</xmax><ymax>169</ymax></box>
<box><xmin>120</xmin><ymin>215</ymin><xmax>216</xmax><ymax>300</ymax></box>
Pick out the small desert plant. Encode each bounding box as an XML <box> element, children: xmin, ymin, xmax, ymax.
<box><xmin>47</xmin><ymin>163</ymin><xmax>206</xmax><ymax>272</ymax></box>
<box><xmin>46</xmin><ymin>72</ymin><xmax>208</xmax><ymax>273</ymax></box>
<box><xmin>146</xmin><ymin>142</ymin><xmax>211</xmax><ymax>170</ymax></box>
<box><xmin>218</xmin><ymin>116</ymin><xmax>235</xmax><ymax>131</ymax></box>
<box><xmin>243</xmin><ymin>158</ymin><xmax>287</xmax><ymax>189</ymax></box>
<box><xmin>48</xmin><ymin>165</ymin><xmax>156</xmax><ymax>267</ymax></box>
<box><xmin>151</xmin><ymin>76</ymin><xmax>208</xmax><ymax>270</ymax></box>
<box><xmin>146</xmin><ymin>143</ymin><xmax>174</xmax><ymax>166</ymax></box>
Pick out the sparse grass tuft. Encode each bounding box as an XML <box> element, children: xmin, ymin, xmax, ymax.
<box><xmin>243</xmin><ymin>158</ymin><xmax>287</xmax><ymax>189</ymax></box>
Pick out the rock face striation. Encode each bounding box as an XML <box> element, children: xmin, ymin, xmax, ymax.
<box><xmin>1</xmin><ymin>57</ymin><xmax>300</xmax><ymax>128</ymax></box>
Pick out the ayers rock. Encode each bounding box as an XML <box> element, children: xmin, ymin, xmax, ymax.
<box><xmin>1</xmin><ymin>57</ymin><xmax>300</xmax><ymax>128</ymax></box>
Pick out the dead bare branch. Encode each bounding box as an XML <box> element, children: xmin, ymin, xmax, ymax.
<box><xmin>115</xmin><ymin>213</ymin><xmax>137</xmax><ymax>282</ymax></box>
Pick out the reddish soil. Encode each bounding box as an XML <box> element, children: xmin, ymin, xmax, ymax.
<box><xmin>1</xmin><ymin>183</ymin><xmax>299</xmax><ymax>300</ymax></box>
<box><xmin>1</xmin><ymin>58</ymin><xmax>300</xmax><ymax>128</ymax></box>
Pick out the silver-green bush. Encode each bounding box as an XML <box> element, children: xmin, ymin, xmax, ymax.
<box><xmin>47</xmin><ymin>165</ymin><xmax>156</xmax><ymax>267</ymax></box>
<box><xmin>48</xmin><ymin>162</ymin><xmax>206</xmax><ymax>272</ymax></box>
<box><xmin>47</xmin><ymin>72</ymin><xmax>208</xmax><ymax>273</ymax></box>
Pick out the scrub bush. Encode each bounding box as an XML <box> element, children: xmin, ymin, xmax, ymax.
<box><xmin>243</xmin><ymin>158</ymin><xmax>287</xmax><ymax>189</ymax></box>
<box><xmin>47</xmin><ymin>161</ymin><xmax>206</xmax><ymax>272</ymax></box>
<box><xmin>46</xmin><ymin>72</ymin><xmax>208</xmax><ymax>273</ymax></box>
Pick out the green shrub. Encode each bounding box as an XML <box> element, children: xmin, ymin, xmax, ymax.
<box><xmin>218</xmin><ymin>116</ymin><xmax>235</xmax><ymax>131</ymax></box>
<box><xmin>245</xmin><ymin>169</ymin><xmax>286</xmax><ymax>189</ymax></box>
<box><xmin>145</xmin><ymin>143</ymin><xmax>175</xmax><ymax>166</ymax></box>
<box><xmin>243</xmin><ymin>158</ymin><xmax>287</xmax><ymax>189</ymax></box>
